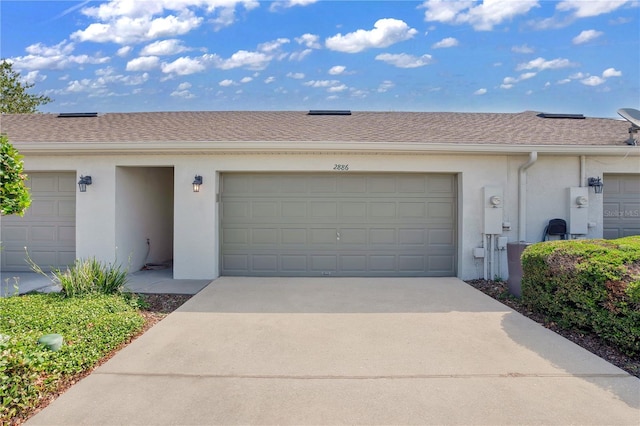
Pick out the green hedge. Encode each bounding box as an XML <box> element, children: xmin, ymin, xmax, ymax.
<box><xmin>521</xmin><ymin>236</ymin><xmax>640</xmax><ymax>356</ymax></box>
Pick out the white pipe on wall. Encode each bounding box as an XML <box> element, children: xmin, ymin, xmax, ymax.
<box><xmin>580</xmin><ymin>155</ymin><xmax>586</xmax><ymax>187</ymax></box>
<box><xmin>518</xmin><ymin>152</ymin><xmax>538</xmax><ymax>242</ymax></box>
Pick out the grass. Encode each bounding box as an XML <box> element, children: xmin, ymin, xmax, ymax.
<box><xmin>0</xmin><ymin>293</ymin><xmax>145</xmax><ymax>424</ymax></box>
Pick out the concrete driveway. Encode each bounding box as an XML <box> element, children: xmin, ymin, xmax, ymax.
<box><xmin>28</xmin><ymin>277</ymin><xmax>639</xmax><ymax>425</ymax></box>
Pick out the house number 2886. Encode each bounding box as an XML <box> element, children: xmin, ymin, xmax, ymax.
<box><xmin>333</xmin><ymin>164</ymin><xmax>349</xmax><ymax>171</ymax></box>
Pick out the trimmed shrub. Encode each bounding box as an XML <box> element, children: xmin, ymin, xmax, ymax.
<box><xmin>521</xmin><ymin>236</ymin><xmax>640</xmax><ymax>356</ymax></box>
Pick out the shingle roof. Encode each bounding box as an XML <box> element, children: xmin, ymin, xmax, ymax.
<box><xmin>0</xmin><ymin>110</ymin><xmax>632</xmax><ymax>146</ymax></box>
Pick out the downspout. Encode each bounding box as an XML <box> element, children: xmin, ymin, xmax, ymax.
<box><xmin>580</xmin><ymin>155</ymin><xmax>586</xmax><ymax>187</ymax></box>
<box><xmin>518</xmin><ymin>152</ymin><xmax>538</xmax><ymax>242</ymax></box>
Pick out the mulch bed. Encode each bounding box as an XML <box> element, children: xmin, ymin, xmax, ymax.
<box><xmin>466</xmin><ymin>279</ymin><xmax>640</xmax><ymax>378</ymax></box>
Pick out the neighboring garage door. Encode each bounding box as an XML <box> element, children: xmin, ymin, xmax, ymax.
<box><xmin>1</xmin><ymin>172</ymin><xmax>76</xmax><ymax>271</ymax></box>
<box><xmin>220</xmin><ymin>173</ymin><xmax>457</xmax><ymax>277</ymax></box>
<box><xmin>603</xmin><ymin>174</ymin><xmax>640</xmax><ymax>239</ymax></box>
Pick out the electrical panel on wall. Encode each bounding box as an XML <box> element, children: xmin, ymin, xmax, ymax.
<box><xmin>483</xmin><ymin>186</ymin><xmax>504</xmax><ymax>234</ymax></box>
<box><xmin>569</xmin><ymin>187</ymin><xmax>589</xmax><ymax>235</ymax></box>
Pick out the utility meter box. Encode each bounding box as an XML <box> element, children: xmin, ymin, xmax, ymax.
<box><xmin>569</xmin><ymin>187</ymin><xmax>589</xmax><ymax>235</ymax></box>
<box><xmin>484</xmin><ymin>186</ymin><xmax>504</xmax><ymax>234</ymax></box>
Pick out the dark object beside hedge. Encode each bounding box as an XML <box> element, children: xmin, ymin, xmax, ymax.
<box><xmin>521</xmin><ymin>236</ymin><xmax>640</xmax><ymax>356</ymax></box>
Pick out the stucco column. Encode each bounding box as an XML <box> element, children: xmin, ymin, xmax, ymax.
<box><xmin>173</xmin><ymin>165</ymin><xmax>218</xmax><ymax>279</ymax></box>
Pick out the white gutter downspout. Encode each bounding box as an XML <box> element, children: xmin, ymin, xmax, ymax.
<box><xmin>580</xmin><ymin>155</ymin><xmax>586</xmax><ymax>187</ymax></box>
<box><xmin>518</xmin><ymin>152</ymin><xmax>538</xmax><ymax>242</ymax></box>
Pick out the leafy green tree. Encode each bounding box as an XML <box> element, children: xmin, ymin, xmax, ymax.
<box><xmin>1</xmin><ymin>135</ymin><xmax>31</xmax><ymax>216</ymax></box>
<box><xmin>1</xmin><ymin>60</ymin><xmax>52</xmax><ymax>113</ymax></box>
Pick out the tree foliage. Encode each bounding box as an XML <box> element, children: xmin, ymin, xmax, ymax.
<box><xmin>0</xmin><ymin>135</ymin><xmax>31</xmax><ymax>216</ymax></box>
<box><xmin>1</xmin><ymin>59</ymin><xmax>52</xmax><ymax>113</ymax></box>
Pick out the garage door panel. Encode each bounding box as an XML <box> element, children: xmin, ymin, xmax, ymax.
<box><xmin>1</xmin><ymin>226</ymin><xmax>28</xmax><ymax>241</ymax></box>
<box><xmin>282</xmin><ymin>201</ymin><xmax>307</xmax><ymax>217</ymax></box>
<box><xmin>339</xmin><ymin>176</ymin><xmax>367</xmax><ymax>193</ymax></box>
<box><xmin>310</xmin><ymin>255</ymin><xmax>337</xmax><ymax>271</ymax></box>
<box><xmin>282</xmin><ymin>255</ymin><xmax>307</xmax><ymax>272</ymax></box>
<box><xmin>429</xmin><ymin>255</ymin><xmax>455</xmax><ymax>274</ymax></box>
<box><xmin>340</xmin><ymin>255</ymin><xmax>367</xmax><ymax>272</ymax></box>
<box><xmin>251</xmin><ymin>228</ymin><xmax>278</xmax><ymax>244</ymax></box>
<box><xmin>1</xmin><ymin>172</ymin><xmax>76</xmax><ymax>271</ymax></box>
<box><xmin>220</xmin><ymin>173</ymin><xmax>456</xmax><ymax>277</ymax></box>
<box><xmin>429</xmin><ymin>176</ymin><xmax>455</xmax><ymax>192</ymax></box>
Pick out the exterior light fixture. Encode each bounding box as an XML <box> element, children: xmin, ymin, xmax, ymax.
<box><xmin>192</xmin><ymin>175</ymin><xmax>203</xmax><ymax>192</ymax></box>
<box><xmin>588</xmin><ymin>177</ymin><xmax>603</xmax><ymax>194</ymax></box>
<box><xmin>78</xmin><ymin>175</ymin><xmax>92</xmax><ymax>192</ymax></box>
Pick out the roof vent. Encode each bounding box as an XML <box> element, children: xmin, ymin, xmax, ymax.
<box><xmin>308</xmin><ymin>110</ymin><xmax>351</xmax><ymax>116</ymax></box>
<box><xmin>57</xmin><ymin>112</ymin><xmax>98</xmax><ymax>118</ymax></box>
<box><xmin>537</xmin><ymin>112</ymin><xmax>585</xmax><ymax>119</ymax></box>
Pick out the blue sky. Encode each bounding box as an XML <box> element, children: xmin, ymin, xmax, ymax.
<box><xmin>1</xmin><ymin>0</ymin><xmax>638</xmax><ymax>117</ymax></box>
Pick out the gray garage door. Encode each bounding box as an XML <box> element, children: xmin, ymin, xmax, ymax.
<box><xmin>1</xmin><ymin>172</ymin><xmax>76</xmax><ymax>271</ymax></box>
<box><xmin>603</xmin><ymin>174</ymin><xmax>640</xmax><ymax>239</ymax></box>
<box><xmin>220</xmin><ymin>173</ymin><xmax>457</xmax><ymax>277</ymax></box>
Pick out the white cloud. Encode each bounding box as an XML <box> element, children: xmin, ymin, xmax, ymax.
<box><xmin>516</xmin><ymin>57</ymin><xmax>575</xmax><ymax>71</ymax></box>
<box><xmin>421</xmin><ymin>0</ymin><xmax>540</xmax><ymax>31</ymax></box>
<box><xmin>512</xmin><ymin>44</ymin><xmax>534</xmax><ymax>54</ymax></box>
<box><xmin>240</xmin><ymin>76</ymin><xmax>253</xmax><ymax>83</ymax></box>
<box><xmin>73</xmin><ymin>0</ymin><xmax>259</xmax><ymax>43</ymax></box>
<box><xmin>303</xmin><ymin>80</ymin><xmax>340</xmax><ymax>88</ymax></box>
<box><xmin>126</xmin><ymin>56</ymin><xmax>160</xmax><ymax>71</ymax></box>
<box><xmin>289</xmin><ymin>49</ymin><xmax>313</xmax><ymax>61</ymax></box>
<box><xmin>328</xmin><ymin>84</ymin><xmax>348</xmax><ymax>93</ymax></box>
<box><xmin>377</xmin><ymin>80</ymin><xmax>395</xmax><ymax>92</ymax></box>
<box><xmin>11</xmin><ymin>41</ymin><xmax>109</xmax><ymax>71</ymax></box>
<box><xmin>117</xmin><ymin>46</ymin><xmax>133</xmax><ymax>57</ymax></box>
<box><xmin>325</xmin><ymin>18</ymin><xmax>418</xmax><ymax>53</ymax></box>
<box><xmin>328</xmin><ymin>65</ymin><xmax>346</xmax><ymax>75</ymax></box>
<box><xmin>556</xmin><ymin>0</ymin><xmax>632</xmax><ymax>18</ymax></box>
<box><xmin>474</xmin><ymin>88</ymin><xmax>487</xmax><ymax>95</ymax></box>
<box><xmin>581</xmin><ymin>75</ymin><xmax>605</xmax><ymax>86</ymax></box>
<box><xmin>258</xmin><ymin>38</ymin><xmax>290</xmax><ymax>53</ymax></box>
<box><xmin>519</xmin><ymin>72</ymin><xmax>537</xmax><ymax>80</ymax></box>
<box><xmin>602</xmin><ymin>67</ymin><xmax>622</xmax><ymax>78</ymax></box>
<box><xmin>26</xmin><ymin>41</ymin><xmax>75</xmax><ymax>56</ymax></box>
<box><xmin>161</xmin><ymin>56</ymin><xmax>206</xmax><ymax>75</ymax></box>
<box><xmin>375</xmin><ymin>53</ymin><xmax>433</xmax><ymax>68</ymax></box>
<box><xmin>212</xmin><ymin>50</ymin><xmax>272</xmax><ymax>70</ymax></box>
<box><xmin>572</xmin><ymin>29</ymin><xmax>603</xmax><ymax>44</ymax></box>
<box><xmin>141</xmin><ymin>39</ymin><xmax>189</xmax><ymax>55</ymax></box>
<box><xmin>22</xmin><ymin>70</ymin><xmax>46</xmax><ymax>85</ymax></box>
<box><xmin>219</xmin><ymin>79</ymin><xmax>235</xmax><ymax>87</ymax></box>
<box><xmin>171</xmin><ymin>89</ymin><xmax>195</xmax><ymax>98</ymax></box>
<box><xmin>171</xmin><ymin>82</ymin><xmax>194</xmax><ymax>98</ymax></box>
<box><xmin>432</xmin><ymin>37</ymin><xmax>459</xmax><ymax>48</ymax></box>
<box><xmin>270</xmin><ymin>0</ymin><xmax>317</xmax><ymax>12</ymax></box>
<box><xmin>287</xmin><ymin>72</ymin><xmax>305</xmax><ymax>79</ymax></box>
<box><xmin>264</xmin><ymin>76</ymin><xmax>276</xmax><ymax>84</ymax></box>
<box><xmin>72</xmin><ymin>14</ymin><xmax>203</xmax><ymax>44</ymax></box>
<box><xmin>295</xmin><ymin>33</ymin><xmax>321</xmax><ymax>49</ymax></box>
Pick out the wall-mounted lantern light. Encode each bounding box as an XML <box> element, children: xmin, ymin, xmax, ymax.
<box><xmin>588</xmin><ymin>177</ymin><xmax>603</xmax><ymax>194</ymax></box>
<box><xmin>192</xmin><ymin>175</ymin><xmax>203</xmax><ymax>192</ymax></box>
<box><xmin>78</xmin><ymin>175</ymin><xmax>92</xmax><ymax>192</ymax></box>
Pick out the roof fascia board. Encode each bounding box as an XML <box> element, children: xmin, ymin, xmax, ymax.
<box><xmin>11</xmin><ymin>141</ymin><xmax>639</xmax><ymax>156</ymax></box>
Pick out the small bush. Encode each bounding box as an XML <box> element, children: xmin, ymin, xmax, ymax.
<box><xmin>521</xmin><ymin>236</ymin><xmax>640</xmax><ymax>356</ymax></box>
<box><xmin>30</xmin><ymin>257</ymin><xmax>128</xmax><ymax>298</ymax></box>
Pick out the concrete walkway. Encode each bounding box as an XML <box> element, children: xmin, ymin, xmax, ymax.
<box><xmin>28</xmin><ymin>277</ymin><xmax>639</xmax><ymax>425</ymax></box>
<box><xmin>1</xmin><ymin>268</ymin><xmax>210</xmax><ymax>296</ymax></box>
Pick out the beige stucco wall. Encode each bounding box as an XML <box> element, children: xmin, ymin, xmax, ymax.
<box><xmin>18</xmin><ymin>151</ymin><xmax>639</xmax><ymax>281</ymax></box>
